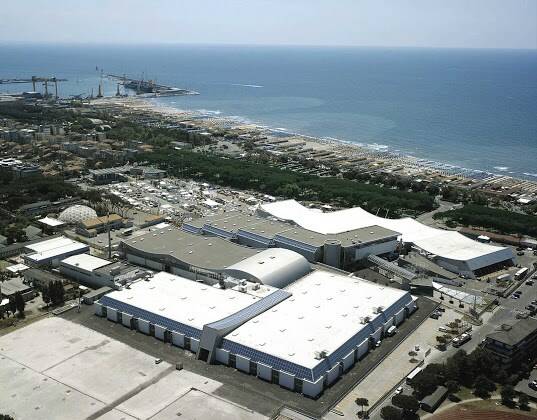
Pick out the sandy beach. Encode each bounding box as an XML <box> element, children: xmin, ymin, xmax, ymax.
<box><xmin>92</xmin><ymin>96</ymin><xmax>537</xmax><ymax>196</ymax></box>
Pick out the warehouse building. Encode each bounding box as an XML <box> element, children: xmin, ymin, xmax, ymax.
<box><xmin>95</xmin><ymin>271</ymin><xmax>285</xmax><ymax>356</ymax></box>
<box><xmin>218</xmin><ymin>270</ymin><xmax>416</xmax><ymax>397</ymax></box>
<box><xmin>258</xmin><ymin>200</ymin><xmax>514</xmax><ymax>278</ymax></box>
<box><xmin>59</xmin><ymin>254</ymin><xmax>149</xmax><ymax>289</ymax></box>
<box><xmin>76</xmin><ymin>213</ymin><xmax>129</xmax><ymax>238</ymax></box>
<box><xmin>119</xmin><ymin>226</ymin><xmax>261</xmax><ymax>283</ymax></box>
<box><xmin>96</xmin><ymin>268</ymin><xmax>416</xmax><ymax>398</ymax></box>
<box><xmin>23</xmin><ymin>236</ymin><xmax>89</xmax><ymax>267</ymax></box>
<box><xmin>182</xmin><ymin>213</ymin><xmax>400</xmax><ymax>269</ymax></box>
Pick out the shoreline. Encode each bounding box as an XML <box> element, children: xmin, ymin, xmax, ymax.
<box><xmin>93</xmin><ymin>96</ymin><xmax>537</xmax><ymax>191</ymax></box>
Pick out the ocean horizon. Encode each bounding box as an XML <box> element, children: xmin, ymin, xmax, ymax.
<box><xmin>1</xmin><ymin>43</ymin><xmax>536</xmax><ymax>179</ymax></box>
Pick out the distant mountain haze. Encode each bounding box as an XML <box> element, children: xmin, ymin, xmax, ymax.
<box><xmin>0</xmin><ymin>0</ymin><xmax>535</xmax><ymax>49</ymax></box>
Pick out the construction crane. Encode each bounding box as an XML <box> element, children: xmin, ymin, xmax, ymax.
<box><xmin>31</xmin><ymin>76</ymin><xmax>65</xmax><ymax>98</ymax></box>
<box><xmin>0</xmin><ymin>76</ymin><xmax>66</xmax><ymax>99</ymax></box>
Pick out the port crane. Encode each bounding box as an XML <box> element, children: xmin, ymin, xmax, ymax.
<box><xmin>0</xmin><ymin>76</ymin><xmax>66</xmax><ymax>99</ymax></box>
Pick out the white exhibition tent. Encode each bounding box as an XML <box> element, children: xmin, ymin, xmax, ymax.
<box><xmin>259</xmin><ymin>200</ymin><xmax>513</xmax><ymax>273</ymax></box>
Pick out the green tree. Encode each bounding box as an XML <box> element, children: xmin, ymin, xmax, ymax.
<box><xmin>411</xmin><ymin>372</ymin><xmax>439</xmax><ymax>399</ymax></box>
<box><xmin>41</xmin><ymin>285</ymin><xmax>51</xmax><ymax>306</ymax></box>
<box><xmin>500</xmin><ymin>385</ymin><xmax>516</xmax><ymax>406</ymax></box>
<box><xmin>7</xmin><ymin>297</ymin><xmax>16</xmax><ymax>317</ymax></box>
<box><xmin>445</xmin><ymin>380</ymin><xmax>460</xmax><ymax>395</ymax></box>
<box><xmin>380</xmin><ymin>406</ymin><xmax>402</xmax><ymax>420</ymax></box>
<box><xmin>0</xmin><ymin>414</ymin><xmax>15</xmax><ymax>420</ymax></box>
<box><xmin>392</xmin><ymin>394</ymin><xmax>420</xmax><ymax>414</ymax></box>
<box><xmin>474</xmin><ymin>375</ymin><xmax>496</xmax><ymax>399</ymax></box>
<box><xmin>14</xmin><ymin>293</ymin><xmax>25</xmax><ymax>319</ymax></box>
<box><xmin>48</xmin><ymin>281</ymin><xmax>65</xmax><ymax>306</ymax></box>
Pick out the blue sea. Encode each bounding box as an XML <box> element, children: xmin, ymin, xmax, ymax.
<box><xmin>1</xmin><ymin>44</ymin><xmax>536</xmax><ymax>179</ymax></box>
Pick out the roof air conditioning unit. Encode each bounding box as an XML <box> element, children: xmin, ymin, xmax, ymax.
<box><xmin>314</xmin><ymin>350</ymin><xmax>329</xmax><ymax>360</ymax></box>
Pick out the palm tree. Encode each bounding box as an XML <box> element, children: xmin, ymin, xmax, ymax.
<box><xmin>355</xmin><ymin>397</ymin><xmax>369</xmax><ymax>418</ymax></box>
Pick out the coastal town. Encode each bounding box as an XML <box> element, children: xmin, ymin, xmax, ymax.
<box><xmin>0</xmin><ymin>77</ymin><xmax>536</xmax><ymax>420</ymax></box>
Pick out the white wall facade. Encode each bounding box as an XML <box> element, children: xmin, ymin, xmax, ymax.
<box><xmin>257</xmin><ymin>362</ymin><xmax>272</xmax><ymax>381</ymax></box>
<box><xmin>154</xmin><ymin>325</ymin><xmax>166</xmax><ymax>341</ymax></box>
<box><xmin>122</xmin><ymin>313</ymin><xmax>132</xmax><ymax>328</ymax></box>
<box><xmin>326</xmin><ymin>364</ymin><xmax>341</xmax><ymax>385</ymax></box>
<box><xmin>172</xmin><ymin>331</ymin><xmax>185</xmax><ymax>348</ymax></box>
<box><xmin>357</xmin><ymin>338</ymin><xmax>369</xmax><ymax>359</ymax></box>
<box><xmin>343</xmin><ymin>350</ymin><xmax>356</xmax><ymax>371</ymax></box>
<box><xmin>354</xmin><ymin>239</ymin><xmax>398</xmax><ymax>260</ymax></box>
<box><xmin>106</xmin><ymin>308</ymin><xmax>118</xmax><ymax>322</ymax></box>
<box><xmin>236</xmin><ymin>354</ymin><xmax>251</xmax><ymax>373</ymax></box>
<box><xmin>303</xmin><ymin>377</ymin><xmax>324</xmax><ymax>398</ymax></box>
<box><xmin>138</xmin><ymin>319</ymin><xmax>150</xmax><ymax>335</ymax></box>
<box><xmin>215</xmin><ymin>348</ymin><xmax>229</xmax><ymax>364</ymax></box>
<box><xmin>278</xmin><ymin>371</ymin><xmax>295</xmax><ymax>390</ymax></box>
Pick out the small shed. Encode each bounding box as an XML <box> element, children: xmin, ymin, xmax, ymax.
<box><xmin>421</xmin><ymin>386</ymin><xmax>448</xmax><ymax>413</ymax></box>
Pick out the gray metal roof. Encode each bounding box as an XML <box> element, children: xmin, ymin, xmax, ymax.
<box><xmin>487</xmin><ymin>318</ymin><xmax>537</xmax><ymax>346</ymax></box>
<box><xmin>193</xmin><ymin>211</ymin><xmax>399</xmax><ymax>249</ymax></box>
<box><xmin>121</xmin><ymin>227</ymin><xmax>259</xmax><ymax>271</ymax></box>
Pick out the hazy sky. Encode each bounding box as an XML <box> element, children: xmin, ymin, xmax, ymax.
<box><xmin>2</xmin><ymin>0</ymin><xmax>536</xmax><ymax>49</ymax></box>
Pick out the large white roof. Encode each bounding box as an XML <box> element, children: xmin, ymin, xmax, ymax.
<box><xmin>224</xmin><ymin>248</ymin><xmax>311</xmax><ymax>288</ymax></box>
<box><xmin>26</xmin><ymin>236</ymin><xmax>76</xmax><ymax>253</ymax></box>
<box><xmin>259</xmin><ymin>200</ymin><xmax>513</xmax><ymax>268</ymax></box>
<box><xmin>61</xmin><ymin>254</ymin><xmax>112</xmax><ymax>272</ymax></box>
<box><xmin>225</xmin><ymin>270</ymin><xmax>411</xmax><ymax>370</ymax></box>
<box><xmin>103</xmin><ymin>272</ymin><xmax>260</xmax><ymax>330</ymax></box>
<box><xmin>37</xmin><ymin>217</ymin><xmax>64</xmax><ymax>227</ymax></box>
<box><xmin>25</xmin><ymin>236</ymin><xmax>88</xmax><ymax>262</ymax></box>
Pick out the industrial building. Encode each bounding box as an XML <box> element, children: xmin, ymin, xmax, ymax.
<box><xmin>483</xmin><ymin>318</ymin><xmax>537</xmax><ymax>369</ymax></box>
<box><xmin>182</xmin><ymin>212</ymin><xmax>400</xmax><ymax>269</ymax></box>
<box><xmin>258</xmin><ymin>200</ymin><xmax>514</xmax><ymax>278</ymax></box>
<box><xmin>76</xmin><ymin>213</ymin><xmax>129</xmax><ymax>237</ymax></box>
<box><xmin>95</xmin><ymin>267</ymin><xmax>417</xmax><ymax>398</ymax></box>
<box><xmin>59</xmin><ymin>254</ymin><xmax>149</xmax><ymax>289</ymax></box>
<box><xmin>23</xmin><ymin>236</ymin><xmax>89</xmax><ymax>267</ymax></box>
<box><xmin>119</xmin><ymin>226</ymin><xmax>262</xmax><ymax>282</ymax></box>
<box><xmin>0</xmin><ymin>277</ymin><xmax>35</xmax><ymax>302</ymax></box>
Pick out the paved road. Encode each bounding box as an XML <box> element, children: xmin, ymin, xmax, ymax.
<box><xmin>416</xmin><ymin>200</ymin><xmax>460</xmax><ymax>227</ymax></box>
<box><xmin>366</xmin><ymin>273</ymin><xmax>537</xmax><ymax>420</ymax></box>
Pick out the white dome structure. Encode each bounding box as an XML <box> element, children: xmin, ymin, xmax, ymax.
<box><xmin>223</xmin><ymin>248</ymin><xmax>311</xmax><ymax>288</ymax></box>
<box><xmin>58</xmin><ymin>205</ymin><xmax>97</xmax><ymax>224</ymax></box>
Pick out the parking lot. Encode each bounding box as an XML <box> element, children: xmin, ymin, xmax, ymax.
<box><xmin>60</xmin><ymin>297</ymin><xmax>436</xmax><ymax>418</ymax></box>
<box><xmin>0</xmin><ymin>317</ymin><xmax>266</xmax><ymax>420</ymax></box>
<box><xmin>325</xmin><ymin>305</ymin><xmax>458</xmax><ymax>419</ymax></box>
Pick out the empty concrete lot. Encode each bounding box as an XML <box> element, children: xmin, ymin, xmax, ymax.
<box><xmin>0</xmin><ymin>317</ymin><xmax>266</xmax><ymax>420</ymax></box>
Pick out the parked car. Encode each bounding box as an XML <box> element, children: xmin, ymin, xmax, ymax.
<box><xmin>430</xmin><ymin>313</ymin><xmax>440</xmax><ymax>319</ymax></box>
<box><xmin>394</xmin><ymin>386</ymin><xmax>404</xmax><ymax>395</ymax></box>
<box><xmin>511</xmin><ymin>294</ymin><xmax>520</xmax><ymax>299</ymax></box>
<box><xmin>386</xmin><ymin>326</ymin><xmax>397</xmax><ymax>337</ymax></box>
<box><xmin>517</xmin><ymin>251</ymin><xmax>525</xmax><ymax>256</ymax></box>
<box><xmin>529</xmin><ymin>380</ymin><xmax>537</xmax><ymax>391</ymax></box>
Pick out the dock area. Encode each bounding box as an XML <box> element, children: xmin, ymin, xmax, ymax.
<box><xmin>108</xmin><ymin>74</ymin><xmax>198</xmax><ymax>96</ymax></box>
